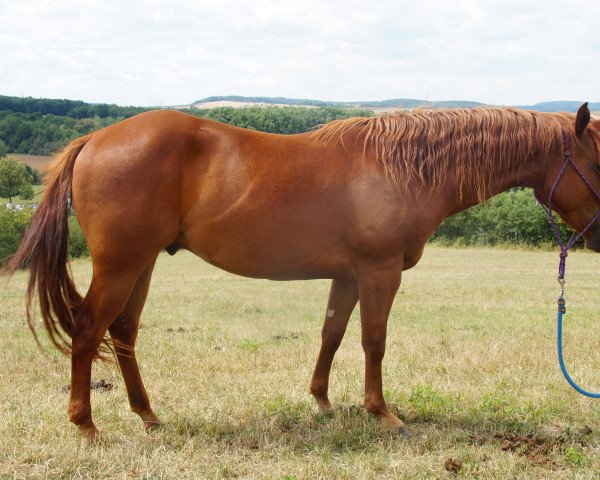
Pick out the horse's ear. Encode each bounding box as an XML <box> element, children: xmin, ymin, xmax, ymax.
<box><xmin>575</xmin><ymin>102</ymin><xmax>591</xmax><ymax>137</ymax></box>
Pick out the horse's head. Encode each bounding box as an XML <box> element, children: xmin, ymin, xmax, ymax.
<box><xmin>536</xmin><ymin>103</ymin><xmax>600</xmax><ymax>251</ymax></box>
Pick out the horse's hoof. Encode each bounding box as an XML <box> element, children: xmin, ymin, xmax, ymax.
<box><xmin>144</xmin><ymin>421</ymin><xmax>163</xmax><ymax>433</ymax></box>
<box><xmin>318</xmin><ymin>405</ymin><xmax>335</xmax><ymax>417</ymax></box>
<box><xmin>380</xmin><ymin>415</ymin><xmax>403</xmax><ymax>429</ymax></box>
<box><xmin>314</xmin><ymin>398</ymin><xmax>335</xmax><ymax>416</ymax></box>
<box><xmin>78</xmin><ymin>426</ymin><xmax>100</xmax><ymax>444</ymax></box>
<box><xmin>379</xmin><ymin>415</ymin><xmax>411</xmax><ymax>438</ymax></box>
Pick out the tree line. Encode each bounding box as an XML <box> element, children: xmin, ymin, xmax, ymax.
<box><xmin>0</xmin><ymin>95</ymin><xmax>372</xmax><ymax>155</ymax></box>
<box><xmin>0</xmin><ymin>95</ymin><xmax>149</xmax><ymax>119</ymax></box>
<box><xmin>431</xmin><ymin>188</ymin><xmax>574</xmax><ymax>247</ymax></box>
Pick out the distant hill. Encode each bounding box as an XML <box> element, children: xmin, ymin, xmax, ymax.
<box><xmin>516</xmin><ymin>101</ymin><xmax>600</xmax><ymax>112</ymax></box>
<box><xmin>344</xmin><ymin>99</ymin><xmax>486</xmax><ymax>109</ymax></box>
<box><xmin>192</xmin><ymin>96</ymin><xmax>486</xmax><ymax>110</ymax></box>
<box><xmin>193</xmin><ymin>96</ymin><xmax>598</xmax><ymax>112</ymax></box>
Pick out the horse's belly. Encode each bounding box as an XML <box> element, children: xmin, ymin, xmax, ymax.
<box><xmin>188</xmin><ymin>243</ymin><xmax>347</xmax><ymax>280</ymax></box>
<box><xmin>180</xmin><ymin>217</ymin><xmax>350</xmax><ymax>280</ymax></box>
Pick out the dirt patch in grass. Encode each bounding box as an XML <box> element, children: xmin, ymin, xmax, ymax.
<box><xmin>166</xmin><ymin>327</ymin><xmax>186</xmax><ymax>332</ymax></box>
<box><xmin>494</xmin><ymin>432</ymin><xmax>561</xmax><ymax>469</ymax></box>
<box><xmin>62</xmin><ymin>379</ymin><xmax>114</xmax><ymax>393</ymax></box>
<box><xmin>272</xmin><ymin>332</ymin><xmax>300</xmax><ymax>341</ymax></box>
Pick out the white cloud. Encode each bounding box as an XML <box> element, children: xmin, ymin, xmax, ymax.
<box><xmin>0</xmin><ymin>0</ymin><xmax>598</xmax><ymax>105</ymax></box>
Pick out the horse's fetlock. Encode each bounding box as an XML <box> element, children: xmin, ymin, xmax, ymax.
<box><xmin>309</xmin><ymin>382</ymin><xmax>326</xmax><ymax>398</ymax></box>
<box><xmin>364</xmin><ymin>398</ymin><xmax>386</xmax><ymax>416</ymax></box>
<box><xmin>68</xmin><ymin>401</ymin><xmax>90</xmax><ymax>426</ymax></box>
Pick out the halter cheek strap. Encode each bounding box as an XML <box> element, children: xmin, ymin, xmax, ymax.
<box><xmin>537</xmin><ymin>130</ymin><xmax>600</xmax><ymax>398</ymax></box>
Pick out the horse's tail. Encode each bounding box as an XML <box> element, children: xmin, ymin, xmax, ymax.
<box><xmin>4</xmin><ymin>134</ymin><xmax>91</xmax><ymax>356</ymax></box>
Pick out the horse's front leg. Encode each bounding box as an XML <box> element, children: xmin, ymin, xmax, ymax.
<box><xmin>357</xmin><ymin>261</ymin><xmax>407</xmax><ymax>433</ymax></box>
<box><xmin>310</xmin><ymin>278</ymin><xmax>359</xmax><ymax>413</ymax></box>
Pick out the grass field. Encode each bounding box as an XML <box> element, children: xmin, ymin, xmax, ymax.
<box><xmin>1</xmin><ymin>247</ymin><xmax>600</xmax><ymax>479</ymax></box>
<box><xmin>0</xmin><ymin>184</ymin><xmax>44</xmax><ymax>206</ymax></box>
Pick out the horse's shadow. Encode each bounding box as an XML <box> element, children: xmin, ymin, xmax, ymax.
<box><xmin>159</xmin><ymin>401</ymin><xmax>593</xmax><ymax>463</ymax></box>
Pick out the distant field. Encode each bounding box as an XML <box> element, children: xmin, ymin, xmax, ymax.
<box><xmin>10</xmin><ymin>153</ymin><xmax>53</xmax><ymax>172</ymax></box>
<box><xmin>1</xmin><ymin>247</ymin><xmax>599</xmax><ymax>478</ymax></box>
<box><xmin>189</xmin><ymin>100</ymin><xmax>320</xmax><ymax>110</ymax></box>
<box><xmin>186</xmin><ymin>100</ymin><xmax>403</xmax><ymax>115</ymax></box>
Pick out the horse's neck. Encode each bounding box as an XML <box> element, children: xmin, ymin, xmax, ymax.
<box><xmin>445</xmin><ymin>156</ymin><xmax>547</xmax><ymax>215</ymax></box>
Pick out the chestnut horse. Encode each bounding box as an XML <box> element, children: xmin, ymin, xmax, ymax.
<box><xmin>6</xmin><ymin>103</ymin><xmax>600</xmax><ymax>440</ymax></box>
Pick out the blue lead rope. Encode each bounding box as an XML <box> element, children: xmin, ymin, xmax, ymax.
<box><xmin>556</xmin><ymin>295</ymin><xmax>600</xmax><ymax>398</ymax></box>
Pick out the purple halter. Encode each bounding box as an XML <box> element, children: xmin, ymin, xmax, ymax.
<box><xmin>539</xmin><ymin>129</ymin><xmax>600</xmax><ymax>398</ymax></box>
<box><xmin>537</xmin><ymin>131</ymin><xmax>600</xmax><ymax>282</ymax></box>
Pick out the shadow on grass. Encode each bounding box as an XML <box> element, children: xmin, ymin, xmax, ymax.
<box><xmin>158</xmin><ymin>387</ymin><xmax>595</xmax><ymax>470</ymax></box>
<box><xmin>167</xmin><ymin>403</ymin><xmax>406</xmax><ymax>454</ymax></box>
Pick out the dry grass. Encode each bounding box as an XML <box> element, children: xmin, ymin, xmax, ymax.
<box><xmin>1</xmin><ymin>247</ymin><xmax>600</xmax><ymax>479</ymax></box>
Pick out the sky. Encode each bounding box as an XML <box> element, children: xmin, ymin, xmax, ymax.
<box><xmin>0</xmin><ymin>0</ymin><xmax>599</xmax><ymax>107</ymax></box>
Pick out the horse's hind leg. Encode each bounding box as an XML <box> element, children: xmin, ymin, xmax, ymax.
<box><xmin>67</xmin><ymin>263</ymin><xmax>147</xmax><ymax>440</ymax></box>
<box><xmin>108</xmin><ymin>259</ymin><xmax>161</xmax><ymax>431</ymax></box>
<box><xmin>309</xmin><ymin>278</ymin><xmax>358</xmax><ymax>413</ymax></box>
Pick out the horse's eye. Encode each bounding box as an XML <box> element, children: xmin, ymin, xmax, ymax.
<box><xmin>592</xmin><ymin>163</ymin><xmax>600</xmax><ymax>176</ymax></box>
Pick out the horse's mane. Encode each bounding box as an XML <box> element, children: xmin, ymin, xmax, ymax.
<box><xmin>312</xmin><ymin>108</ymin><xmax>581</xmax><ymax>200</ymax></box>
